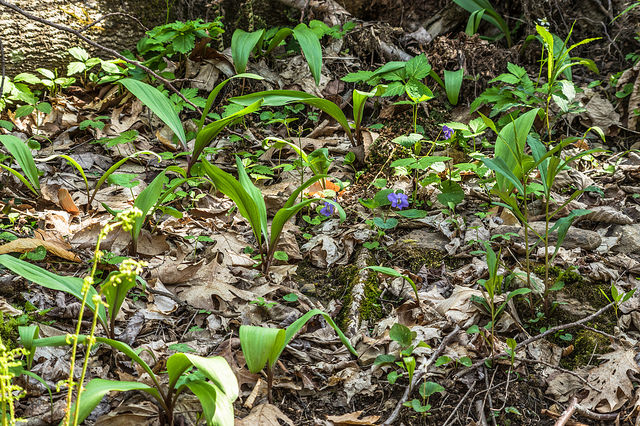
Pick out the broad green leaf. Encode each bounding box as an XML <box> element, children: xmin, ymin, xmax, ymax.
<box><xmin>364</xmin><ymin>266</ymin><xmax>420</xmax><ymax>303</ymax></box>
<box><xmin>202</xmin><ymin>159</ymin><xmax>264</xmax><ymax>245</ymax></box>
<box><xmin>239</xmin><ymin>325</ymin><xmax>286</xmax><ymax>373</ymax></box>
<box><xmin>231</xmin><ymin>29</ymin><xmax>265</xmax><ymax>73</ymax></box>
<box><xmin>120</xmin><ymin>78</ymin><xmax>187</xmax><ymax>148</ymax></box>
<box><xmin>102</xmin><ymin>271</ymin><xmax>137</xmax><ymax>328</ymax></box>
<box><xmin>389</xmin><ymin>323</ymin><xmax>416</xmax><ymax>347</ymax></box>
<box><xmin>437</xmin><ymin>180</ymin><xmax>465</xmax><ymax>207</ymax></box>
<box><xmin>186</xmin><ymin>379</ymin><xmax>235</xmax><ymax>426</ymax></box>
<box><xmin>167</xmin><ymin>353</ymin><xmax>238</xmax><ymax>403</ymax></box>
<box><xmin>481</xmin><ymin>157</ymin><xmax>524</xmax><ymax>194</ymax></box>
<box><xmin>191</xmin><ymin>99</ymin><xmax>263</xmax><ymax>173</ymax></box>
<box><xmin>444</xmin><ymin>69</ymin><xmax>464</xmax><ymax>105</ymax></box>
<box><xmin>453</xmin><ymin>0</ymin><xmax>511</xmax><ymax>46</ymax></box>
<box><xmin>264</xmin><ymin>28</ymin><xmax>293</xmax><ymax>55</ymax></box>
<box><xmin>197</xmin><ymin>73</ymin><xmax>264</xmax><ymax>132</ymax></box>
<box><xmin>419</xmin><ymin>381</ymin><xmax>445</xmax><ymax>398</ymax></box>
<box><xmin>67</xmin><ymin>379</ymin><xmax>159</xmax><ymax>425</ymax></box>
<box><xmin>131</xmin><ymin>171</ymin><xmax>167</xmax><ymax>247</ymax></box>
<box><xmin>465</xmin><ymin>9</ymin><xmax>485</xmax><ymax>35</ymax></box>
<box><xmin>276</xmin><ymin>309</ymin><xmax>357</xmax><ymax>365</ymax></box>
<box><xmin>235</xmin><ymin>156</ymin><xmax>268</xmax><ymax>244</ymax></box>
<box><xmin>230</xmin><ymin>90</ymin><xmax>353</xmax><ymax>143</ymax></box>
<box><xmin>0</xmin><ymin>134</ymin><xmax>40</xmax><ymax>193</ymax></box>
<box><xmin>493</xmin><ymin>108</ymin><xmax>539</xmax><ymax>191</ymax></box>
<box><xmin>293</xmin><ymin>23</ymin><xmax>323</xmax><ymax>85</ymax></box>
<box><xmin>353</xmin><ymin>86</ymin><xmax>386</xmax><ymax>135</ymax></box>
<box><xmin>0</xmin><ymin>255</ymin><xmax>107</xmax><ymax>329</ymax></box>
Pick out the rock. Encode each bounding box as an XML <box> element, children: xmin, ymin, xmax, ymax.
<box><xmin>611</xmin><ymin>224</ymin><xmax>640</xmax><ymax>254</ymax></box>
<box><xmin>392</xmin><ymin>229</ymin><xmax>450</xmax><ymax>252</ymax></box>
<box><xmin>493</xmin><ymin>221</ymin><xmax>601</xmax><ymax>251</ymax></box>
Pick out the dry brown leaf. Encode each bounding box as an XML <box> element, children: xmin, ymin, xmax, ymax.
<box><xmin>577</xmin><ymin>206</ymin><xmax>633</xmax><ymax>225</ymax></box>
<box><xmin>57</xmin><ymin>188</ymin><xmax>80</xmax><ymax>214</ymax></box>
<box><xmin>235</xmin><ymin>403</ymin><xmax>294</xmax><ymax>426</ymax></box>
<box><xmin>0</xmin><ymin>297</ymin><xmax>23</xmax><ymax>316</ymax></box>
<box><xmin>327</xmin><ymin>411</ymin><xmax>380</xmax><ymax>425</ymax></box>
<box><xmin>581</xmin><ymin>345</ymin><xmax>640</xmax><ymax>412</ymax></box>
<box><xmin>0</xmin><ymin>238</ymin><xmax>80</xmax><ymax>262</ymax></box>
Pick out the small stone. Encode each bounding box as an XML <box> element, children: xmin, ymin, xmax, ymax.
<box><xmin>493</xmin><ymin>222</ymin><xmax>601</xmax><ymax>251</ymax></box>
<box><xmin>300</xmin><ymin>283</ymin><xmax>316</xmax><ymax>295</ymax></box>
<box><xmin>393</xmin><ymin>229</ymin><xmax>450</xmax><ymax>252</ymax></box>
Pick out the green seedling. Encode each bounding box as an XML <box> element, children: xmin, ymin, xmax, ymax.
<box><xmin>470</xmin><ymin>242</ymin><xmax>530</xmax><ymax>354</ymax></box>
<box><xmin>240</xmin><ymin>309</ymin><xmax>357</xmax><ymax>403</ymax></box>
<box><xmin>600</xmin><ymin>284</ymin><xmax>636</xmax><ymax>319</ymax></box>
<box><xmin>203</xmin><ymin>157</ymin><xmax>345</xmax><ymax>273</ymax></box>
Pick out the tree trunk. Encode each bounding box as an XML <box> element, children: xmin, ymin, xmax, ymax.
<box><xmin>0</xmin><ymin>0</ymin><xmax>182</xmax><ymax>77</ymax></box>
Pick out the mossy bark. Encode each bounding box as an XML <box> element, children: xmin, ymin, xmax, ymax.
<box><xmin>0</xmin><ymin>0</ymin><xmax>205</xmax><ymax>77</ymax></box>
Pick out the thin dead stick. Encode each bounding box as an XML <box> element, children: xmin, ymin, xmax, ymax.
<box><xmin>555</xmin><ymin>396</ymin><xmax>578</xmax><ymax>426</ymax></box>
<box><xmin>442</xmin><ymin>381</ymin><xmax>477</xmax><ymax>426</ymax></box>
<box><xmin>455</xmin><ymin>302</ymin><xmax>615</xmax><ymax>379</ymax></box>
<box><xmin>0</xmin><ymin>38</ymin><xmax>4</xmax><ymax>97</ymax></box>
<box><xmin>382</xmin><ymin>325</ymin><xmax>460</xmax><ymax>426</ymax></box>
<box><xmin>80</xmin><ymin>12</ymin><xmax>149</xmax><ymax>32</ymax></box>
<box><xmin>0</xmin><ymin>0</ymin><xmax>199</xmax><ymax>149</ymax></box>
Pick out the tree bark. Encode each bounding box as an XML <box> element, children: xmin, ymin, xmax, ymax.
<box><xmin>0</xmin><ymin>0</ymin><xmax>174</xmax><ymax>77</ymax></box>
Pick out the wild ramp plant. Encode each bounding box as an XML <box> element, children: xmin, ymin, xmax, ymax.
<box><xmin>119</xmin><ymin>74</ymin><xmax>264</xmax><ymax>175</ymax></box>
<box><xmin>202</xmin><ymin>157</ymin><xmax>345</xmax><ymax>274</ymax></box>
<box><xmin>240</xmin><ymin>309</ymin><xmax>357</xmax><ymax>403</ymax></box>
<box><xmin>7</xmin><ymin>210</ymin><xmax>238</xmax><ymax>425</ymax></box>
<box><xmin>479</xmin><ymin>107</ymin><xmax>604</xmax><ymax>309</ymax></box>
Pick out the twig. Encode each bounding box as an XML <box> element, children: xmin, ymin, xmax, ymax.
<box><xmin>555</xmin><ymin>397</ymin><xmax>578</xmax><ymax>426</ymax></box>
<box><xmin>442</xmin><ymin>381</ymin><xmax>477</xmax><ymax>426</ymax></box>
<box><xmin>0</xmin><ymin>0</ymin><xmax>199</xmax><ymax>149</ymax></box>
<box><xmin>475</xmin><ymin>399</ymin><xmax>488</xmax><ymax>426</ymax></box>
<box><xmin>0</xmin><ymin>38</ymin><xmax>4</xmax><ymax>98</ymax></box>
<box><xmin>455</xmin><ymin>302</ymin><xmax>615</xmax><ymax>379</ymax></box>
<box><xmin>579</xmin><ymin>324</ymin><xmax>615</xmax><ymax>340</ymax></box>
<box><xmin>382</xmin><ymin>325</ymin><xmax>460</xmax><ymax>426</ymax></box>
<box><xmin>80</xmin><ymin>12</ymin><xmax>149</xmax><ymax>32</ymax></box>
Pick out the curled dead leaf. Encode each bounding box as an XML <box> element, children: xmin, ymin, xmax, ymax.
<box><xmin>0</xmin><ymin>238</ymin><xmax>81</xmax><ymax>262</ymax></box>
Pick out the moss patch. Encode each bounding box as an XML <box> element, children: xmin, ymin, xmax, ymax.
<box><xmin>560</xmin><ymin>329</ymin><xmax>612</xmax><ymax>369</ymax></box>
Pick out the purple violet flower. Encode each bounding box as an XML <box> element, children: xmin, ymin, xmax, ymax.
<box><xmin>442</xmin><ymin>125</ymin><xmax>454</xmax><ymax>140</ymax></box>
<box><xmin>320</xmin><ymin>202</ymin><xmax>335</xmax><ymax>217</ymax></box>
<box><xmin>387</xmin><ymin>192</ymin><xmax>410</xmax><ymax>210</ymax></box>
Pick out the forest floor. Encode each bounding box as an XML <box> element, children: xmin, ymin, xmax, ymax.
<box><xmin>1</xmin><ymin>2</ymin><xmax>640</xmax><ymax>425</ymax></box>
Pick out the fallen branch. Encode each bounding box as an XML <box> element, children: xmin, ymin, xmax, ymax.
<box><xmin>455</xmin><ymin>302</ymin><xmax>615</xmax><ymax>379</ymax></box>
<box><xmin>382</xmin><ymin>325</ymin><xmax>460</xmax><ymax>425</ymax></box>
<box><xmin>0</xmin><ymin>0</ymin><xmax>200</xmax><ymax>146</ymax></box>
<box><xmin>555</xmin><ymin>396</ymin><xmax>578</xmax><ymax>426</ymax></box>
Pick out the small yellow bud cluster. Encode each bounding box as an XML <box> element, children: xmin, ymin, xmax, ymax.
<box><xmin>0</xmin><ymin>343</ymin><xmax>28</xmax><ymax>423</ymax></box>
<box><xmin>99</xmin><ymin>207</ymin><xmax>144</xmax><ymax>240</ymax></box>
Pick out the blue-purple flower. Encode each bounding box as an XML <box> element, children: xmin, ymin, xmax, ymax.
<box><xmin>442</xmin><ymin>125</ymin><xmax>454</xmax><ymax>139</ymax></box>
<box><xmin>320</xmin><ymin>202</ymin><xmax>335</xmax><ymax>217</ymax></box>
<box><xmin>387</xmin><ymin>192</ymin><xmax>410</xmax><ymax>210</ymax></box>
